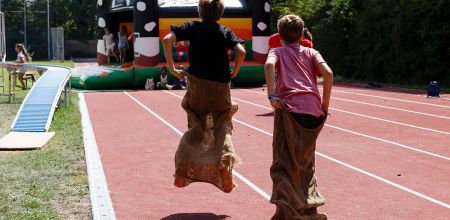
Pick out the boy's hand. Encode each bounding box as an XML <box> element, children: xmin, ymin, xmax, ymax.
<box><xmin>231</xmin><ymin>69</ymin><xmax>239</xmax><ymax>78</ymax></box>
<box><xmin>321</xmin><ymin>103</ymin><xmax>329</xmax><ymax>114</ymax></box>
<box><xmin>169</xmin><ymin>67</ymin><xmax>186</xmax><ymax>80</ymax></box>
<box><xmin>270</xmin><ymin>97</ymin><xmax>283</xmax><ymax>109</ymax></box>
<box><xmin>231</xmin><ymin>44</ymin><xmax>246</xmax><ymax>79</ymax></box>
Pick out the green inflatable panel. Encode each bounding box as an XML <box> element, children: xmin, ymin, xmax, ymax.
<box><xmin>71</xmin><ymin>64</ymin><xmax>135</xmax><ymax>90</ymax></box>
<box><xmin>71</xmin><ymin>63</ymin><xmax>265</xmax><ymax>90</ymax></box>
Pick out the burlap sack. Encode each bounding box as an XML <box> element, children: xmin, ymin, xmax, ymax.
<box><xmin>174</xmin><ymin>74</ymin><xmax>239</xmax><ymax>193</ymax></box>
<box><xmin>270</xmin><ymin>107</ymin><xmax>327</xmax><ymax>220</ymax></box>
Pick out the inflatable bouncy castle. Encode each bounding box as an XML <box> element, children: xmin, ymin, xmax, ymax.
<box><xmin>71</xmin><ymin>0</ymin><xmax>270</xmax><ymax>90</ymax></box>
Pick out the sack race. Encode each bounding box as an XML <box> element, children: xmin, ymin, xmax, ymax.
<box><xmin>174</xmin><ymin>74</ymin><xmax>239</xmax><ymax>193</ymax></box>
<box><xmin>270</xmin><ymin>107</ymin><xmax>327</xmax><ymax>220</ymax></box>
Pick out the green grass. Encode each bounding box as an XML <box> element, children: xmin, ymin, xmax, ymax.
<box><xmin>0</xmin><ymin>93</ymin><xmax>91</xmax><ymax>219</ymax></box>
<box><xmin>32</xmin><ymin>60</ymin><xmax>75</xmax><ymax>69</ymax></box>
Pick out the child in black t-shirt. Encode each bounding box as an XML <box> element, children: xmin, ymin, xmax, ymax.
<box><xmin>163</xmin><ymin>1</ymin><xmax>245</xmax><ymax>82</ymax></box>
<box><xmin>162</xmin><ymin>0</ymin><xmax>246</xmax><ymax>193</ymax></box>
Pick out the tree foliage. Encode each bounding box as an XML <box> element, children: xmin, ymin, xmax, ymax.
<box><xmin>271</xmin><ymin>0</ymin><xmax>450</xmax><ymax>87</ymax></box>
<box><xmin>1</xmin><ymin>0</ymin><xmax>448</xmax><ymax>87</ymax></box>
<box><xmin>2</xmin><ymin>0</ymin><xmax>97</xmax><ymax>59</ymax></box>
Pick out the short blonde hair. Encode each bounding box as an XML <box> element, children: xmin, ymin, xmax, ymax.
<box><xmin>277</xmin><ymin>15</ymin><xmax>305</xmax><ymax>44</ymax></box>
<box><xmin>198</xmin><ymin>0</ymin><xmax>225</xmax><ymax>21</ymax></box>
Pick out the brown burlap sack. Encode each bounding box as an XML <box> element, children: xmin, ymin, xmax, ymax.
<box><xmin>270</xmin><ymin>107</ymin><xmax>327</xmax><ymax>220</ymax></box>
<box><xmin>174</xmin><ymin>74</ymin><xmax>240</xmax><ymax>193</ymax></box>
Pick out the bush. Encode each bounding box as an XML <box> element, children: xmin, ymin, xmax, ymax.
<box><xmin>271</xmin><ymin>0</ymin><xmax>450</xmax><ymax>88</ymax></box>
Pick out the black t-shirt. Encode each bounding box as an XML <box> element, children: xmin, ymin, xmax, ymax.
<box><xmin>171</xmin><ymin>20</ymin><xmax>244</xmax><ymax>82</ymax></box>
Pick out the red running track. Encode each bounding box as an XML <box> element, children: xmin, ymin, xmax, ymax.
<box><xmin>83</xmin><ymin>83</ymin><xmax>450</xmax><ymax>219</ymax></box>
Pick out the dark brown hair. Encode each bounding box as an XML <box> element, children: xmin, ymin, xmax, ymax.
<box><xmin>16</xmin><ymin>43</ymin><xmax>32</xmax><ymax>62</ymax></box>
<box><xmin>198</xmin><ymin>0</ymin><xmax>225</xmax><ymax>21</ymax></box>
<box><xmin>303</xmin><ymin>28</ymin><xmax>313</xmax><ymax>41</ymax></box>
<box><xmin>277</xmin><ymin>15</ymin><xmax>305</xmax><ymax>44</ymax></box>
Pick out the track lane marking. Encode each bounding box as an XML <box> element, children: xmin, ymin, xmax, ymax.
<box><xmin>124</xmin><ymin>91</ymin><xmax>271</xmax><ymax>201</ymax></box>
<box><xmin>332</xmin><ymin>89</ymin><xmax>450</xmax><ymax>108</ymax></box>
<box><xmin>240</xmin><ymin>89</ymin><xmax>450</xmax><ymax>120</ymax></box>
<box><xmin>235</xmin><ymin>90</ymin><xmax>450</xmax><ymax>135</ymax></box>
<box><xmin>245</xmin><ymin>88</ymin><xmax>450</xmax><ymax>108</ymax></box>
<box><xmin>230</xmin><ymin>96</ymin><xmax>450</xmax><ymax>161</ymax></box>
<box><xmin>79</xmin><ymin>93</ymin><xmax>117</xmax><ymax>220</ymax></box>
<box><xmin>329</xmin><ymin>108</ymin><xmax>450</xmax><ymax>135</ymax></box>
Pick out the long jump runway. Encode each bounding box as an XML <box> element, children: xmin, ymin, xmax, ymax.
<box><xmin>81</xmin><ymin>84</ymin><xmax>450</xmax><ymax>219</ymax></box>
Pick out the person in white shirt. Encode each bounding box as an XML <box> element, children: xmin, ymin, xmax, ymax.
<box><xmin>103</xmin><ymin>27</ymin><xmax>119</xmax><ymax>64</ymax></box>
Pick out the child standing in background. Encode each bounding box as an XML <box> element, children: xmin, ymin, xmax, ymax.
<box><xmin>301</xmin><ymin>28</ymin><xmax>314</xmax><ymax>48</ymax></box>
<box><xmin>162</xmin><ymin>0</ymin><xmax>246</xmax><ymax>193</ymax></box>
<box><xmin>269</xmin><ymin>27</ymin><xmax>314</xmax><ymax>49</ymax></box>
<box><xmin>118</xmin><ymin>25</ymin><xmax>129</xmax><ymax>63</ymax></box>
<box><xmin>103</xmin><ymin>27</ymin><xmax>119</xmax><ymax>64</ymax></box>
<box><xmin>265</xmin><ymin>15</ymin><xmax>333</xmax><ymax>220</ymax></box>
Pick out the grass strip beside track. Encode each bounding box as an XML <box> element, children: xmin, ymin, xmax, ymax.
<box><xmin>0</xmin><ymin>93</ymin><xmax>90</xmax><ymax>219</ymax></box>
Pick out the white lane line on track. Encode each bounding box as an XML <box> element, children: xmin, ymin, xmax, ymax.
<box><xmin>330</xmin><ymin>108</ymin><xmax>450</xmax><ymax>135</ymax></box>
<box><xmin>240</xmin><ymin>89</ymin><xmax>450</xmax><ymax>120</ymax></box>
<box><xmin>124</xmin><ymin>91</ymin><xmax>271</xmax><ymax>201</ymax></box>
<box><xmin>231</xmin><ymin>96</ymin><xmax>450</xmax><ymax>161</ymax></box>
<box><xmin>162</xmin><ymin>90</ymin><xmax>450</xmax><ymax>209</ymax></box>
<box><xmin>79</xmin><ymin>93</ymin><xmax>117</xmax><ymax>220</ymax></box>
<box><xmin>315</xmin><ymin>152</ymin><xmax>450</xmax><ymax>209</ymax></box>
<box><xmin>234</xmin><ymin>96</ymin><xmax>450</xmax><ymax>135</ymax></box>
<box><xmin>163</xmin><ymin>92</ymin><xmax>274</xmax><ymax>137</ymax></box>
<box><xmin>235</xmin><ymin>91</ymin><xmax>450</xmax><ymax>135</ymax></box>
<box><xmin>332</xmin><ymin>97</ymin><xmax>450</xmax><ymax>120</ymax></box>
<box><xmin>332</xmin><ymin>89</ymin><xmax>450</xmax><ymax>108</ymax></box>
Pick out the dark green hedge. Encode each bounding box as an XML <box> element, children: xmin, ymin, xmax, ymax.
<box><xmin>271</xmin><ymin>0</ymin><xmax>450</xmax><ymax>88</ymax></box>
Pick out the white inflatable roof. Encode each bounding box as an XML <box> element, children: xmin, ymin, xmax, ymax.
<box><xmin>158</xmin><ymin>0</ymin><xmax>243</xmax><ymax>8</ymax></box>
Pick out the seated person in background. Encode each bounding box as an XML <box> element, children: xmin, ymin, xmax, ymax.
<box><xmin>156</xmin><ymin>66</ymin><xmax>187</xmax><ymax>90</ymax></box>
<box><xmin>8</xmin><ymin>43</ymin><xmax>33</xmax><ymax>90</ymax></box>
<box><xmin>157</xmin><ymin>66</ymin><xmax>173</xmax><ymax>90</ymax></box>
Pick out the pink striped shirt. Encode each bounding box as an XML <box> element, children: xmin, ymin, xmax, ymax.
<box><xmin>268</xmin><ymin>43</ymin><xmax>326</xmax><ymax>116</ymax></box>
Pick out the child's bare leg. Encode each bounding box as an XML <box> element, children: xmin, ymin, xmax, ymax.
<box><xmin>107</xmin><ymin>50</ymin><xmax>111</xmax><ymax>64</ymax></box>
<box><xmin>18</xmin><ymin>73</ymin><xmax>26</xmax><ymax>89</ymax></box>
<box><xmin>113</xmin><ymin>50</ymin><xmax>119</xmax><ymax>62</ymax></box>
<box><xmin>119</xmin><ymin>49</ymin><xmax>123</xmax><ymax>63</ymax></box>
<box><xmin>121</xmin><ymin>49</ymin><xmax>126</xmax><ymax>63</ymax></box>
<box><xmin>220</xmin><ymin>156</ymin><xmax>235</xmax><ymax>193</ymax></box>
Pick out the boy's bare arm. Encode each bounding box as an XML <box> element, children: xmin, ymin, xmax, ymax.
<box><xmin>162</xmin><ymin>32</ymin><xmax>185</xmax><ymax>79</ymax></box>
<box><xmin>265</xmin><ymin>57</ymin><xmax>282</xmax><ymax>109</ymax></box>
<box><xmin>231</xmin><ymin>44</ymin><xmax>246</xmax><ymax>78</ymax></box>
<box><xmin>264</xmin><ymin>57</ymin><xmax>276</xmax><ymax>97</ymax></box>
<box><xmin>318</xmin><ymin>63</ymin><xmax>333</xmax><ymax>113</ymax></box>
